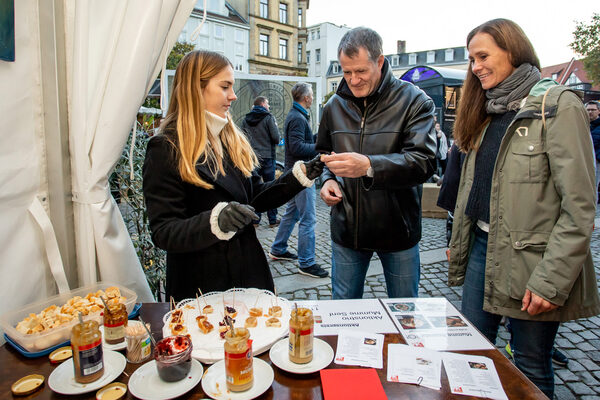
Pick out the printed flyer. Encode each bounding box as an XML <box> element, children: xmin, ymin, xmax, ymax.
<box><xmin>295</xmin><ymin>299</ymin><xmax>398</xmax><ymax>336</ymax></box>
<box><xmin>382</xmin><ymin>298</ymin><xmax>493</xmax><ymax>351</ymax></box>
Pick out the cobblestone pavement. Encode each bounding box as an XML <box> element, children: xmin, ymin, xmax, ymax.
<box><xmin>256</xmin><ymin>196</ymin><xmax>600</xmax><ymax>400</ymax></box>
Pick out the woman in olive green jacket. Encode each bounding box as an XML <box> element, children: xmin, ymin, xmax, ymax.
<box><xmin>448</xmin><ymin>19</ymin><xmax>600</xmax><ymax>398</ymax></box>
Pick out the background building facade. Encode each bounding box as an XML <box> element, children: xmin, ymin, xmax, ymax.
<box><xmin>305</xmin><ymin>22</ymin><xmax>350</xmax><ymax>102</ymax></box>
<box><xmin>182</xmin><ymin>0</ymin><xmax>250</xmax><ymax>73</ymax></box>
<box><xmin>229</xmin><ymin>0</ymin><xmax>309</xmax><ymax>75</ymax></box>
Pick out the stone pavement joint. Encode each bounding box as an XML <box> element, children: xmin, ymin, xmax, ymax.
<box><xmin>255</xmin><ymin>197</ymin><xmax>600</xmax><ymax>399</ymax></box>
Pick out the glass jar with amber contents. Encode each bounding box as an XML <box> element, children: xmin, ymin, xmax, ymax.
<box><xmin>224</xmin><ymin>328</ymin><xmax>253</xmax><ymax>392</ymax></box>
<box><xmin>71</xmin><ymin>320</ymin><xmax>104</xmax><ymax>384</ymax></box>
<box><xmin>103</xmin><ymin>303</ymin><xmax>128</xmax><ymax>344</ymax></box>
<box><xmin>289</xmin><ymin>307</ymin><xmax>314</xmax><ymax>364</ymax></box>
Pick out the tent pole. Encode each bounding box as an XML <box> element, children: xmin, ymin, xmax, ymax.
<box><xmin>38</xmin><ymin>0</ymin><xmax>78</xmax><ymax>288</ymax></box>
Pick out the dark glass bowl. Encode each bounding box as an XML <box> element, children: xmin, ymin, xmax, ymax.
<box><xmin>154</xmin><ymin>336</ymin><xmax>192</xmax><ymax>382</ymax></box>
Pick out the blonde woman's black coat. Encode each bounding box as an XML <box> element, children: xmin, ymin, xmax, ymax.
<box><xmin>142</xmin><ymin>134</ymin><xmax>306</xmax><ymax>301</ymax></box>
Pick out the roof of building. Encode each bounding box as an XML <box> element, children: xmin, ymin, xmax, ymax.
<box><xmin>326</xmin><ymin>46</ymin><xmax>468</xmax><ymax>77</ymax></box>
<box><xmin>400</xmin><ymin>65</ymin><xmax>466</xmax><ymax>88</ymax></box>
<box><xmin>541</xmin><ymin>59</ymin><xmax>599</xmax><ymax>91</ymax></box>
<box><xmin>191</xmin><ymin>3</ymin><xmax>248</xmax><ymax>26</ymax></box>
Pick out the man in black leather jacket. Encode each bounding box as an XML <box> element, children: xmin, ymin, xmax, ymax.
<box><xmin>316</xmin><ymin>27</ymin><xmax>437</xmax><ymax>299</ymax></box>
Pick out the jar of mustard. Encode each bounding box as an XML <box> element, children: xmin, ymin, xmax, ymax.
<box><xmin>71</xmin><ymin>320</ymin><xmax>104</xmax><ymax>384</ymax></box>
<box><xmin>289</xmin><ymin>307</ymin><xmax>314</xmax><ymax>364</ymax></box>
<box><xmin>103</xmin><ymin>303</ymin><xmax>128</xmax><ymax>344</ymax></box>
<box><xmin>224</xmin><ymin>328</ymin><xmax>253</xmax><ymax>392</ymax></box>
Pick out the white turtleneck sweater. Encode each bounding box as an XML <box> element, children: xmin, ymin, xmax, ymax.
<box><xmin>205</xmin><ymin>111</ymin><xmax>228</xmax><ymax>157</ymax></box>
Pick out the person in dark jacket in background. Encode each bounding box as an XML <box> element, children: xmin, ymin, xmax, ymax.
<box><xmin>586</xmin><ymin>100</ymin><xmax>600</xmax><ymax>197</ymax></box>
<box><xmin>269</xmin><ymin>82</ymin><xmax>329</xmax><ymax>279</ymax></box>
<box><xmin>317</xmin><ymin>27</ymin><xmax>436</xmax><ymax>299</ymax></box>
<box><xmin>241</xmin><ymin>96</ymin><xmax>281</xmax><ymax>227</ymax></box>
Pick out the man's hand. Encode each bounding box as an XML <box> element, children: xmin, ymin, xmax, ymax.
<box><xmin>521</xmin><ymin>289</ymin><xmax>559</xmax><ymax>316</ymax></box>
<box><xmin>320</xmin><ymin>179</ymin><xmax>343</xmax><ymax>206</ymax></box>
<box><xmin>321</xmin><ymin>152</ymin><xmax>371</xmax><ymax>178</ymax></box>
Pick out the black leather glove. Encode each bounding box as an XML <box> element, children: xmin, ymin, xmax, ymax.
<box><xmin>304</xmin><ymin>154</ymin><xmax>325</xmax><ymax>180</ymax></box>
<box><xmin>217</xmin><ymin>201</ymin><xmax>258</xmax><ymax>232</ymax></box>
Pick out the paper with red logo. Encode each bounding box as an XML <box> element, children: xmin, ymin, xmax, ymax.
<box><xmin>320</xmin><ymin>368</ymin><xmax>387</xmax><ymax>400</ymax></box>
<box><xmin>442</xmin><ymin>352</ymin><xmax>508</xmax><ymax>400</ymax></box>
<box><xmin>387</xmin><ymin>343</ymin><xmax>441</xmax><ymax>390</ymax></box>
<box><xmin>334</xmin><ymin>329</ymin><xmax>384</xmax><ymax>369</ymax></box>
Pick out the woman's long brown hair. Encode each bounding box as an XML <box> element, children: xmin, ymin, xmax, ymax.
<box><xmin>160</xmin><ymin>50</ymin><xmax>257</xmax><ymax>188</ymax></box>
<box><xmin>453</xmin><ymin>19</ymin><xmax>540</xmax><ymax>152</ymax></box>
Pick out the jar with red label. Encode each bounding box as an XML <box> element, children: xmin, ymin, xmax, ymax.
<box><xmin>224</xmin><ymin>328</ymin><xmax>253</xmax><ymax>392</ymax></box>
<box><xmin>103</xmin><ymin>303</ymin><xmax>128</xmax><ymax>344</ymax></box>
<box><xmin>71</xmin><ymin>320</ymin><xmax>104</xmax><ymax>383</ymax></box>
<box><xmin>289</xmin><ymin>307</ymin><xmax>313</xmax><ymax>364</ymax></box>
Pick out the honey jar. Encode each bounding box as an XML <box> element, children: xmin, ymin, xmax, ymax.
<box><xmin>224</xmin><ymin>328</ymin><xmax>253</xmax><ymax>392</ymax></box>
<box><xmin>289</xmin><ymin>307</ymin><xmax>314</xmax><ymax>364</ymax></box>
<box><xmin>71</xmin><ymin>320</ymin><xmax>104</xmax><ymax>383</ymax></box>
<box><xmin>103</xmin><ymin>303</ymin><xmax>128</xmax><ymax>344</ymax></box>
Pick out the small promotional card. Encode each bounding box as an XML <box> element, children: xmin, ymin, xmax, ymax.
<box><xmin>334</xmin><ymin>329</ymin><xmax>384</xmax><ymax>369</ymax></box>
<box><xmin>442</xmin><ymin>352</ymin><xmax>508</xmax><ymax>400</ymax></box>
<box><xmin>387</xmin><ymin>343</ymin><xmax>441</xmax><ymax>390</ymax></box>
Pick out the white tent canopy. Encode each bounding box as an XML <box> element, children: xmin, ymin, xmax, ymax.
<box><xmin>0</xmin><ymin>0</ymin><xmax>196</xmax><ymax>340</ymax></box>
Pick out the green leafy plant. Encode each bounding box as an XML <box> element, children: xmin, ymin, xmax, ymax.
<box><xmin>111</xmin><ymin>115</ymin><xmax>166</xmax><ymax>301</ymax></box>
<box><xmin>570</xmin><ymin>13</ymin><xmax>600</xmax><ymax>87</ymax></box>
<box><xmin>141</xmin><ymin>41</ymin><xmax>195</xmax><ymax>111</ymax></box>
<box><xmin>322</xmin><ymin>90</ymin><xmax>335</xmax><ymax>106</ymax></box>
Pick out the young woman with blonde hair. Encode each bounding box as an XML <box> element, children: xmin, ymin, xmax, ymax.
<box><xmin>143</xmin><ymin>50</ymin><xmax>323</xmax><ymax>300</ymax></box>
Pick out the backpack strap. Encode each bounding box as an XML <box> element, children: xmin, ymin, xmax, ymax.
<box><xmin>541</xmin><ymin>86</ymin><xmax>583</xmax><ymax>129</ymax></box>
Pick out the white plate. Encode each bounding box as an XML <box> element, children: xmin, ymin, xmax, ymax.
<box><xmin>201</xmin><ymin>357</ymin><xmax>274</xmax><ymax>400</ymax></box>
<box><xmin>48</xmin><ymin>349</ymin><xmax>126</xmax><ymax>395</ymax></box>
<box><xmin>128</xmin><ymin>359</ymin><xmax>203</xmax><ymax>400</ymax></box>
<box><xmin>99</xmin><ymin>325</ymin><xmax>127</xmax><ymax>351</ymax></box>
<box><xmin>269</xmin><ymin>338</ymin><xmax>334</xmax><ymax>374</ymax></box>
<box><xmin>162</xmin><ymin>288</ymin><xmax>290</xmax><ymax>363</ymax></box>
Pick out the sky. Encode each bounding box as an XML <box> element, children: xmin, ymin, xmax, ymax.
<box><xmin>306</xmin><ymin>0</ymin><xmax>597</xmax><ymax>68</ymax></box>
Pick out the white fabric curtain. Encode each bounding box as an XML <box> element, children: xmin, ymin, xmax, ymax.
<box><xmin>64</xmin><ymin>0</ymin><xmax>196</xmax><ymax>301</ymax></box>
<box><xmin>0</xmin><ymin>0</ymin><xmax>60</xmax><ymax>332</ymax></box>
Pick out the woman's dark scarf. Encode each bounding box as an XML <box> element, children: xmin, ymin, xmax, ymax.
<box><xmin>485</xmin><ymin>63</ymin><xmax>541</xmax><ymax>114</ymax></box>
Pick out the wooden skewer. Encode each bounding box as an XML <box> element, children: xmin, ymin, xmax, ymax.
<box><xmin>100</xmin><ymin>296</ymin><xmax>110</xmax><ymax>315</ymax></box>
<box><xmin>170</xmin><ymin>296</ymin><xmax>176</xmax><ymax>311</ymax></box>
<box><xmin>196</xmin><ymin>294</ymin><xmax>201</xmax><ymax>312</ymax></box>
<box><xmin>233</xmin><ymin>288</ymin><xmax>236</xmax><ymax>309</ymax></box>
<box><xmin>254</xmin><ymin>293</ymin><xmax>260</xmax><ymax>307</ymax></box>
<box><xmin>198</xmin><ymin>288</ymin><xmax>208</xmax><ymax>306</ymax></box>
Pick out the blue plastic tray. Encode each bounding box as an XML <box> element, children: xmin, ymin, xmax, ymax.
<box><xmin>5</xmin><ymin>303</ymin><xmax>143</xmax><ymax>358</ymax></box>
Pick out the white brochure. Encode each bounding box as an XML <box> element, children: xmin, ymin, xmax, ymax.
<box><xmin>442</xmin><ymin>352</ymin><xmax>508</xmax><ymax>400</ymax></box>
<box><xmin>296</xmin><ymin>299</ymin><xmax>398</xmax><ymax>336</ymax></box>
<box><xmin>334</xmin><ymin>329</ymin><xmax>384</xmax><ymax>369</ymax></box>
<box><xmin>387</xmin><ymin>344</ymin><xmax>442</xmax><ymax>390</ymax></box>
<box><xmin>382</xmin><ymin>298</ymin><xmax>493</xmax><ymax>351</ymax></box>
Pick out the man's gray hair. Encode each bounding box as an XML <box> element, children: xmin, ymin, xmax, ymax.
<box><xmin>291</xmin><ymin>82</ymin><xmax>313</xmax><ymax>102</ymax></box>
<box><xmin>337</xmin><ymin>27</ymin><xmax>383</xmax><ymax>62</ymax></box>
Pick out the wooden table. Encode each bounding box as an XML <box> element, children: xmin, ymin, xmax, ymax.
<box><xmin>0</xmin><ymin>302</ymin><xmax>547</xmax><ymax>399</ymax></box>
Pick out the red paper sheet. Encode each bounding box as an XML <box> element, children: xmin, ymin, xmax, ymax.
<box><xmin>320</xmin><ymin>368</ymin><xmax>388</xmax><ymax>400</ymax></box>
